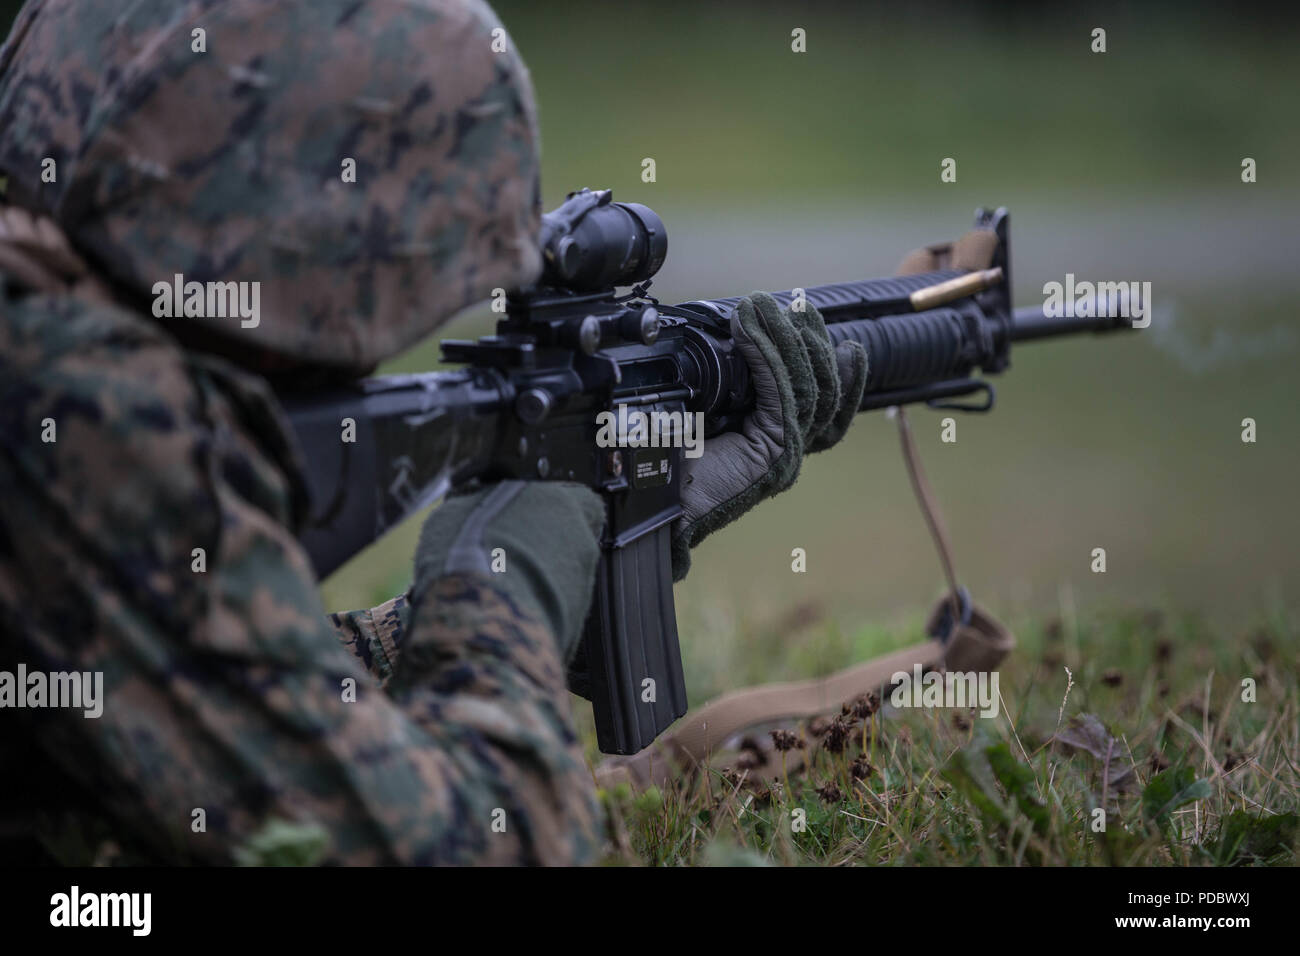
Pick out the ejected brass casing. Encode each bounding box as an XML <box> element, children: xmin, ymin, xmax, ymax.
<box><xmin>908</xmin><ymin>267</ymin><xmax>1004</xmax><ymax>311</ymax></box>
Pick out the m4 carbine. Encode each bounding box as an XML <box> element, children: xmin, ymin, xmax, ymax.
<box><xmin>283</xmin><ymin>188</ymin><xmax>1131</xmax><ymax>755</ymax></box>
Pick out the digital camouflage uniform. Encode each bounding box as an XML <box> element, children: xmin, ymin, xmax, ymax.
<box><xmin>0</xmin><ymin>0</ymin><xmax>605</xmax><ymax>864</ymax></box>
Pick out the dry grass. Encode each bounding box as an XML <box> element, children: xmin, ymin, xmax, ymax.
<box><xmin>595</xmin><ymin>608</ymin><xmax>1299</xmax><ymax>866</ymax></box>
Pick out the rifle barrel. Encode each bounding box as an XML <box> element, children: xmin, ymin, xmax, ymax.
<box><xmin>1009</xmin><ymin>303</ymin><xmax>1134</xmax><ymax>341</ymax></box>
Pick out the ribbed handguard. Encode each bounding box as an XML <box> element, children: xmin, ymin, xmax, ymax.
<box><xmin>696</xmin><ymin>269</ymin><xmax>963</xmax><ymax>322</ymax></box>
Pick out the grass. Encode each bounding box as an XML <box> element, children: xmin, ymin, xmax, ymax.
<box><xmin>593</xmin><ymin>606</ymin><xmax>1299</xmax><ymax>866</ymax></box>
<box><xmin>17</xmin><ymin>604</ymin><xmax>1295</xmax><ymax>867</ymax></box>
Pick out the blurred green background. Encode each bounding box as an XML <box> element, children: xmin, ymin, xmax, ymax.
<box><xmin>345</xmin><ymin>2</ymin><xmax>1300</xmax><ymax>652</ymax></box>
<box><xmin>3</xmin><ymin>1</ymin><xmax>1297</xmax><ymax>702</ymax></box>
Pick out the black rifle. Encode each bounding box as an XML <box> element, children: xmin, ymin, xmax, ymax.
<box><xmin>282</xmin><ymin>188</ymin><xmax>1132</xmax><ymax>755</ymax></box>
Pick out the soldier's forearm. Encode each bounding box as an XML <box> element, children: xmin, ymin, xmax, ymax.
<box><xmin>385</xmin><ymin>572</ymin><xmax>601</xmax><ymax>863</ymax></box>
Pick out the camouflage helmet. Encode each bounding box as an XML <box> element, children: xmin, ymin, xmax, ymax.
<box><xmin>0</xmin><ymin>0</ymin><xmax>543</xmax><ymax>372</ymax></box>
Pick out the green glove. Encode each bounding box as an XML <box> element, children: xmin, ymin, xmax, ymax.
<box><xmin>412</xmin><ymin>480</ymin><xmax>606</xmax><ymax>661</ymax></box>
<box><xmin>670</xmin><ymin>293</ymin><xmax>868</xmax><ymax>580</ymax></box>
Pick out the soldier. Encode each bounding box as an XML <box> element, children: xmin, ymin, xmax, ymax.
<box><xmin>0</xmin><ymin>0</ymin><xmax>864</xmax><ymax>864</ymax></box>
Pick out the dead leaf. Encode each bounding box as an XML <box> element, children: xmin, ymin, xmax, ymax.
<box><xmin>1054</xmin><ymin>713</ymin><xmax>1137</xmax><ymax>792</ymax></box>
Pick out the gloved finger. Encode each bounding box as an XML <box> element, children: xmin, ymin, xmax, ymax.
<box><xmin>728</xmin><ymin>300</ymin><xmax>802</xmax><ymax>495</ymax></box>
<box><xmin>728</xmin><ymin>296</ymin><xmax>792</xmax><ymax>448</ymax></box>
<box><xmin>810</xmin><ymin>339</ymin><xmax>868</xmax><ymax>452</ymax></box>
<box><xmin>788</xmin><ymin>303</ymin><xmax>840</xmax><ymax>443</ymax></box>
<box><xmin>749</xmin><ymin>292</ymin><xmax>818</xmax><ymax>438</ymax></box>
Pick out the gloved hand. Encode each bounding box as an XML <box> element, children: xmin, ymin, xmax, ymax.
<box><xmin>670</xmin><ymin>292</ymin><xmax>868</xmax><ymax>580</ymax></box>
<box><xmin>411</xmin><ymin>480</ymin><xmax>606</xmax><ymax>661</ymax></box>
